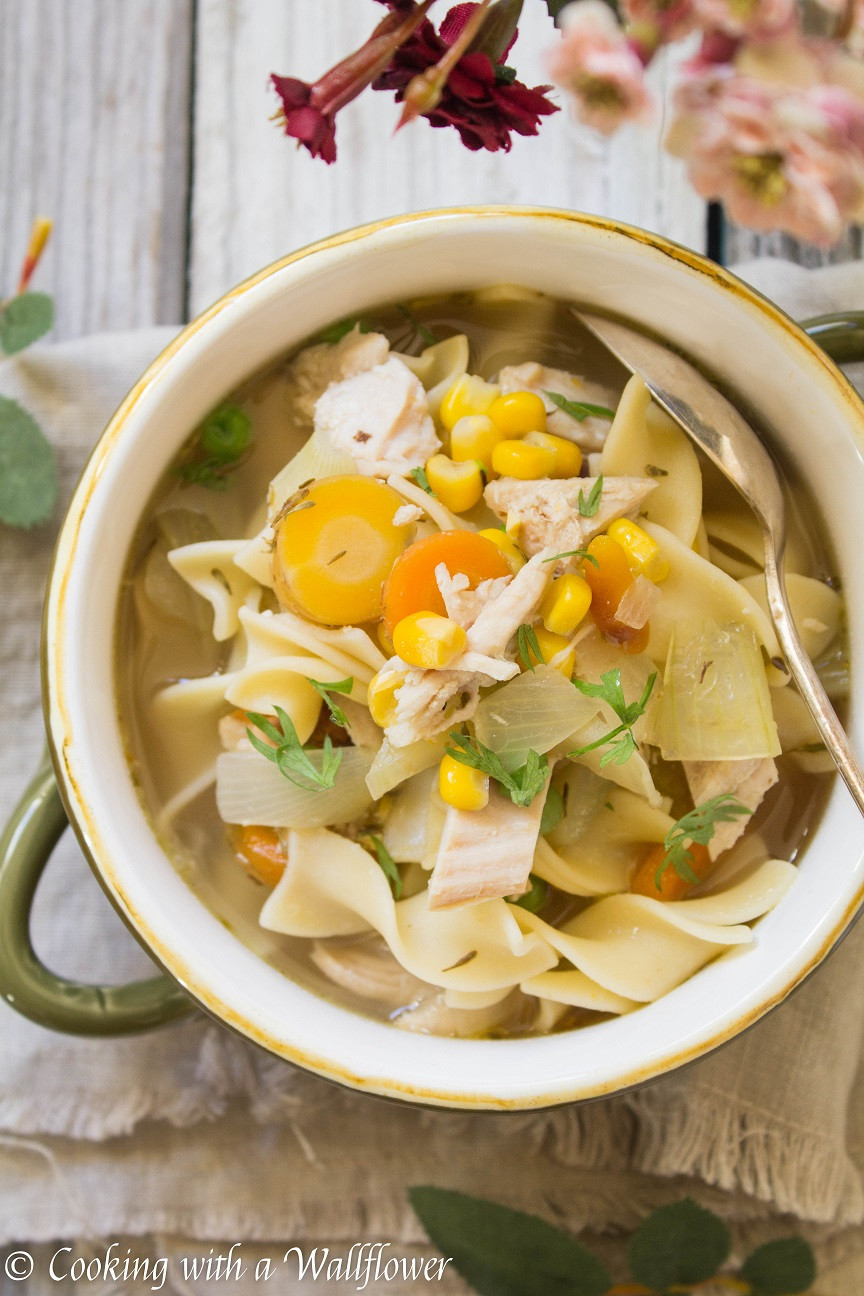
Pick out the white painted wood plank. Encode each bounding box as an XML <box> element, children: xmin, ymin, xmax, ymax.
<box><xmin>189</xmin><ymin>0</ymin><xmax>707</xmax><ymax>313</ymax></box>
<box><xmin>0</xmin><ymin>0</ymin><xmax>193</xmax><ymax>339</ymax></box>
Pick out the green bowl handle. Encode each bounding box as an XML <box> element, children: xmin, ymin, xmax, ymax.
<box><xmin>0</xmin><ymin>754</ymin><xmax>193</xmax><ymax>1035</ymax></box>
<box><xmin>803</xmin><ymin>311</ymin><xmax>864</xmax><ymax>365</ymax></box>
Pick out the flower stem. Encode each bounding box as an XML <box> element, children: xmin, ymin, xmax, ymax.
<box><xmin>398</xmin><ymin>0</ymin><xmax>495</xmax><ymax>128</ymax></box>
<box><xmin>312</xmin><ymin>0</ymin><xmax>438</xmax><ymax>119</ymax></box>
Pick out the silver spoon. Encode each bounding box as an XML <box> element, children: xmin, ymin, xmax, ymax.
<box><xmin>573</xmin><ymin>309</ymin><xmax>864</xmax><ymax>817</ymax></box>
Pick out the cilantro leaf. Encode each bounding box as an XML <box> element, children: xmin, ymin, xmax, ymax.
<box><xmin>446</xmin><ymin>731</ymin><xmax>549</xmax><ymax>808</ymax></box>
<box><xmin>0</xmin><ymin>291</ymin><xmax>54</xmax><ymax>354</ymax></box>
<box><xmin>0</xmin><ymin>395</ymin><xmax>57</xmax><ymax>528</ymax></box>
<box><xmin>577</xmin><ymin>475</ymin><xmax>604</xmax><ymax>518</ymax></box>
<box><xmin>245</xmin><ymin>707</ymin><xmax>342</xmax><ymax>790</ymax></box>
<box><xmin>397</xmin><ymin>304</ymin><xmax>438</xmax><ymax>348</ymax></box>
<box><xmin>516</xmin><ymin>623</ymin><xmax>544</xmax><ymax>671</ymax></box>
<box><xmin>316</xmin><ymin>317</ymin><xmax>369</xmax><ymax>345</ymax></box>
<box><xmin>544</xmin><ymin>390</ymin><xmax>615</xmax><ymax>422</ymax></box>
<box><xmin>367</xmin><ymin>834</ymin><xmax>402</xmax><ymax>899</ymax></box>
<box><xmin>409</xmin><ymin>466</ymin><xmax>434</xmax><ymax>495</ymax></box>
<box><xmin>539</xmin><ymin>783</ymin><xmax>564</xmax><ymax>835</ymax></box>
<box><xmin>569</xmin><ymin>669</ymin><xmax>656</xmax><ymax>765</ymax></box>
<box><xmin>306</xmin><ymin>676</ymin><xmax>353</xmax><ymax>729</ymax></box>
<box><xmin>657</xmin><ymin>793</ymin><xmax>752</xmax><ymax>888</ymax></box>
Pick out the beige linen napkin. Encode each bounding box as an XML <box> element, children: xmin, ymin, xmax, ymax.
<box><xmin>1</xmin><ymin>264</ymin><xmax>863</xmax><ymax>1286</ymax></box>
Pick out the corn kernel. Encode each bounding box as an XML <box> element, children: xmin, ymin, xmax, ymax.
<box><xmin>393</xmin><ymin>611</ymin><xmax>468</xmax><ymax>670</ymax></box>
<box><xmin>489</xmin><ymin>390</ymin><xmax>547</xmax><ymax>436</ymax></box>
<box><xmin>439</xmin><ymin>754</ymin><xmax>490</xmax><ymax>811</ymax></box>
<box><xmin>424</xmin><ymin>453</ymin><xmax>484</xmax><ymax>514</ymax></box>
<box><xmin>541</xmin><ymin>573</ymin><xmax>593</xmax><ymax>636</ymax></box>
<box><xmin>523</xmin><ymin>430</ymin><xmax>582</xmax><ymax>479</ymax></box>
<box><xmin>368</xmin><ymin>669</ymin><xmax>405</xmax><ymax>728</ymax></box>
<box><xmin>450</xmin><ymin>414</ymin><xmax>506</xmax><ymax>473</ymax></box>
<box><xmin>439</xmin><ymin>375</ymin><xmax>501</xmax><ymax>431</ymax></box>
<box><xmin>491</xmin><ymin>439</ymin><xmax>555</xmax><ymax>481</ymax></box>
<box><xmin>478</xmin><ymin>528</ymin><xmax>526</xmax><ymax>572</ymax></box>
<box><xmin>606</xmin><ymin>518</ymin><xmax>670</xmax><ymax>582</ymax></box>
<box><xmin>524</xmin><ymin>624</ymin><xmax>576</xmax><ymax>677</ymax></box>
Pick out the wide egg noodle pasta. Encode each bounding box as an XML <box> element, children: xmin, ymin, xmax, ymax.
<box><xmin>599</xmin><ymin>375</ymin><xmax>702</xmax><ymax>546</ymax></box>
<box><xmin>739</xmin><ymin>572</ymin><xmax>842</xmax><ymax>661</ymax></box>
<box><xmin>168</xmin><ymin>540</ymin><xmax>262</xmax><ymax>641</ymax></box>
<box><xmin>532</xmin><ymin>789</ymin><xmax>675</xmax><ymax>897</ymax></box>
<box><xmin>386</xmin><ymin>472</ymin><xmax>471</xmax><ymax>532</ymax></box>
<box><xmin>641</xmin><ymin>520</ymin><xmax>782</xmax><ymax>669</ymax></box>
<box><xmin>149</xmin><ymin>671</ymin><xmax>237</xmax><ymax>805</ymax></box>
<box><xmin>260</xmin><ymin>828</ymin><xmax>558</xmax><ymax>992</ymax></box>
<box><xmin>397</xmin><ymin>334</ymin><xmax>469</xmax><ymax>423</ymax></box>
<box><xmin>566</xmin><ymin>706</ymin><xmax>662</xmax><ymax>807</ymax></box>
<box><xmin>223</xmin><ymin>659</ymin><xmax>324</xmax><ymax>744</ymax></box>
<box><xmin>518</xmin><ymin>857</ymin><xmax>796</xmax><ymax>1005</ymax></box>
<box><xmin>239</xmin><ymin>606</ymin><xmax>385</xmax><ymax>682</ymax></box>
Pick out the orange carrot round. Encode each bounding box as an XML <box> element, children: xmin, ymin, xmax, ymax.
<box><xmin>583</xmin><ymin>534</ymin><xmax>650</xmax><ymax>654</ymax></box>
<box><xmin>383</xmin><ymin>530</ymin><xmax>511</xmax><ymax>635</ymax></box>
<box><xmin>231</xmin><ymin>825</ymin><xmax>286</xmax><ymax>889</ymax></box>
<box><xmin>630</xmin><ymin>841</ymin><xmax>713</xmax><ymax>901</ymax></box>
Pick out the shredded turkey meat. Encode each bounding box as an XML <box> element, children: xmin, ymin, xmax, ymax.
<box><xmin>286</xmin><ymin>327</ymin><xmax>390</xmax><ymax>426</ymax></box>
<box><xmin>684</xmin><ymin>757</ymin><xmax>779</xmax><ymax>859</ymax></box>
<box><xmin>484</xmin><ymin>476</ymin><xmax>656</xmax><ymax>560</ymax></box>
<box><xmin>314</xmin><ymin>355</ymin><xmax>440</xmax><ymax>476</ymax></box>
<box><xmin>428</xmin><ymin>784</ymin><xmax>550</xmax><ymax>909</ymax></box>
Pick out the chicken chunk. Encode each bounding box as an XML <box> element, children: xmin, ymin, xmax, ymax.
<box><xmin>315</xmin><ymin>355</ymin><xmax>440</xmax><ymax>476</ymax></box>
<box><xmin>683</xmin><ymin>757</ymin><xmax>779</xmax><ymax>860</ymax></box>
<box><xmin>435</xmin><ymin>564</ymin><xmax>512</xmax><ymax>630</ymax></box>
<box><xmin>498</xmin><ymin>362</ymin><xmax>618</xmax><ymax>452</ymax></box>
<box><xmin>466</xmin><ymin>550</ymin><xmax>553</xmax><ymax>657</ymax></box>
<box><xmin>428</xmin><ymin>787</ymin><xmax>548</xmax><ymax>909</ymax></box>
<box><xmin>484</xmin><ymin>477</ymin><xmax>656</xmax><ymax>560</ymax></box>
<box><xmin>287</xmin><ymin>328</ymin><xmax>390</xmax><ymax>426</ymax></box>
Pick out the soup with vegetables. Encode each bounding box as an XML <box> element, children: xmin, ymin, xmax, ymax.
<box><xmin>118</xmin><ymin>287</ymin><xmax>846</xmax><ymax>1040</ymax></box>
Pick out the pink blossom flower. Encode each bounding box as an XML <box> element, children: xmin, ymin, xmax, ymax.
<box><xmin>622</xmin><ymin>0</ymin><xmax>697</xmax><ymax>45</ymax></box>
<box><xmin>667</xmin><ymin>67</ymin><xmax>864</xmax><ymax>244</ymax></box>
<box><xmin>548</xmin><ymin>0</ymin><xmax>654</xmax><ymax>135</ymax></box>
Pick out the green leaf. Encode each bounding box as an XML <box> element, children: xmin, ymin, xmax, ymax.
<box><xmin>316</xmin><ymin>316</ymin><xmax>369</xmax><ymax>345</ymax></box>
<box><xmin>307</xmin><ymin>676</ymin><xmax>353</xmax><ymax>728</ymax></box>
<box><xmin>658</xmin><ymin>793</ymin><xmax>751</xmax><ymax>888</ymax></box>
<box><xmin>628</xmin><ymin>1199</ymin><xmax>731</xmax><ymax>1290</ymax></box>
<box><xmin>410</xmin><ymin>1187</ymin><xmax>612</xmax><ymax>1296</ymax></box>
<box><xmin>542</xmin><ymin>0</ymin><xmax>572</xmax><ymax>22</ymax></box>
<box><xmin>446</xmin><ymin>732</ymin><xmax>549</xmax><ymax>808</ymax></box>
<box><xmin>516</xmin><ymin>622</ymin><xmax>544</xmax><ymax>671</ymax></box>
<box><xmin>409</xmin><ymin>465</ymin><xmax>434</xmax><ymax>495</ymax></box>
<box><xmin>512</xmin><ymin>874</ymin><xmax>549</xmax><ymax>913</ymax></box>
<box><xmin>544</xmin><ymin>390</ymin><xmax>615</xmax><ymax>423</ymax></box>
<box><xmin>741</xmin><ymin>1238</ymin><xmax>816</xmax><ymax>1294</ymax></box>
<box><xmin>543</xmin><ymin>548</ymin><xmax>598</xmax><ymax>568</ymax></box>
<box><xmin>0</xmin><ymin>395</ymin><xmax>57</xmax><ymax>527</ymax></box>
<box><xmin>397</xmin><ymin>304</ymin><xmax>438</xmax><ymax>348</ymax></box>
<box><xmin>577</xmin><ymin>475</ymin><xmax>603</xmax><ymax>518</ymax></box>
<box><xmin>245</xmin><ymin>707</ymin><xmax>342</xmax><ymax>790</ymax></box>
<box><xmin>539</xmin><ymin>783</ymin><xmax>564</xmax><ymax>835</ymax></box>
<box><xmin>367</xmin><ymin>835</ymin><xmax>403</xmax><ymax>900</ymax></box>
<box><xmin>0</xmin><ymin>292</ymin><xmax>54</xmax><ymax>354</ymax></box>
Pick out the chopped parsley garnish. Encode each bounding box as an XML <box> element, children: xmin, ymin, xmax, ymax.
<box><xmin>446</xmin><ymin>732</ymin><xmax>549</xmax><ymax>808</ymax></box>
<box><xmin>569</xmin><ymin>668</ymin><xmax>657</xmax><ymax>767</ymax></box>
<box><xmin>544</xmin><ymin>390</ymin><xmax>615</xmax><ymax>423</ymax></box>
<box><xmin>316</xmin><ymin>317</ymin><xmax>369</xmax><ymax>345</ymax></box>
<box><xmin>245</xmin><ymin>707</ymin><xmax>341</xmax><ymax>790</ymax></box>
<box><xmin>511</xmin><ymin>874</ymin><xmax>549</xmax><ymax>914</ymax></box>
<box><xmin>656</xmin><ymin>794</ymin><xmax>752</xmax><ymax>888</ymax></box>
<box><xmin>577</xmin><ymin>475</ymin><xmax>604</xmax><ymax>518</ymax></box>
<box><xmin>366</xmin><ymin>834</ymin><xmax>403</xmax><ymax>899</ymax></box>
<box><xmin>409</xmin><ymin>466</ymin><xmax>434</xmax><ymax>495</ymax></box>
<box><xmin>539</xmin><ymin>784</ymin><xmax>564</xmax><ymax>836</ymax></box>
<box><xmin>177</xmin><ymin>404</ymin><xmax>252</xmax><ymax>491</ymax></box>
<box><xmin>543</xmin><ymin>548</ymin><xmax>599</xmax><ymax>568</ymax></box>
<box><xmin>306</xmin><ymin>677</ymin><xmax>353</xmax><ymax>729</ymax></box>
<box><xmin>516</xmin><ymin>623</ymin><xmax>544</xmax><ymax>671</ymax></box>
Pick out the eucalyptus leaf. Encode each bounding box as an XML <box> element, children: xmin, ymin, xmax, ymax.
<box><xmin>410</xmin><ymin>1187</ymin><xmax>611</xmax><ymax>1296</ymax></box>
<box><xmin>0</xmin><ymin>396</ymin><xmax>58</xmax><ymax>527</ymax></box>
<box><xmin>0</xmin><ymin>292</ymin><xmax>54</xmax><ymax>354</ymax></box>
<box><xmin>628</xmin><ymin>1198</ymin><xmax>731</xmax><ymax>1289</ymax></box>
<box><xmin>741</xmin><ymin>1238</ymin><xmax>816</xmax><ymax>1294</ymax></box>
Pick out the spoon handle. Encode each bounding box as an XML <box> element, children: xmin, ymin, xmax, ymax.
<box><xmin>764</xmin><ymin>544</ymin><xmax>864</xmax><ymax>815</ymax></box>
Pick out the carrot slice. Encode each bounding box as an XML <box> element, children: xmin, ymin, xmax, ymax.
<box><xmin>383</xmin><ymin>530</ymin><xmax>512</xmax><ymax>635</ymax></box>
<box><xmin>583</xmin><ymin>534</ymin><xmax>650</xmax><ymax>654</ymax></box>
<box><xmin>230</xmin><ymin>825</ymin><xmax>286</xmax><ymax>888</ymax></box>
<box><xmin>630</xmin><ymin>841</ymin><xmax>713</xmax><ymax>901</ymax></box>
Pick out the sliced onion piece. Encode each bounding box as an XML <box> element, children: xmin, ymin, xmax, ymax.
<box><xmin>267</xmin><ymin>430</ymin><xmax>356</xmax><ymax>517</ymax></box>
<box><xmin>366</xmin><ymin>735</ymin><xmax>447</xmax><ymax>800</ymax></box>
<box><xmin>474</xmin><ymin>666</ymin><xmax>600</xmax><ymax>773</ymax></box>
<box><xmin>216</xmin><ymin>746</ymin><xmax>374</xmax><ymax>827</ymax></box>
<box><xmin>653</xmin><ymin>619</ymin><xmax>780</xmax><ymax>761</ymax></box>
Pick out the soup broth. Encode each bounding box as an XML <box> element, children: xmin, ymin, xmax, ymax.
<box><xmin>117</xmin><ymin>287</ymin><xmax>843</xmax><ymax>1039</ymax></box>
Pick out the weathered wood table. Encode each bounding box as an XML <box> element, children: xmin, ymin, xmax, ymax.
<box><xmin>0</xmin><ymin>2</ymin><xmax>862</xmax><ymax>1291</ymax></box>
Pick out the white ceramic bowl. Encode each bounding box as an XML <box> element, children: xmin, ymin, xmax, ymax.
<box><xmin>7</xmin><ymin>208</ymin><xmax>864</xmax><ymax>1108</ymax></box>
